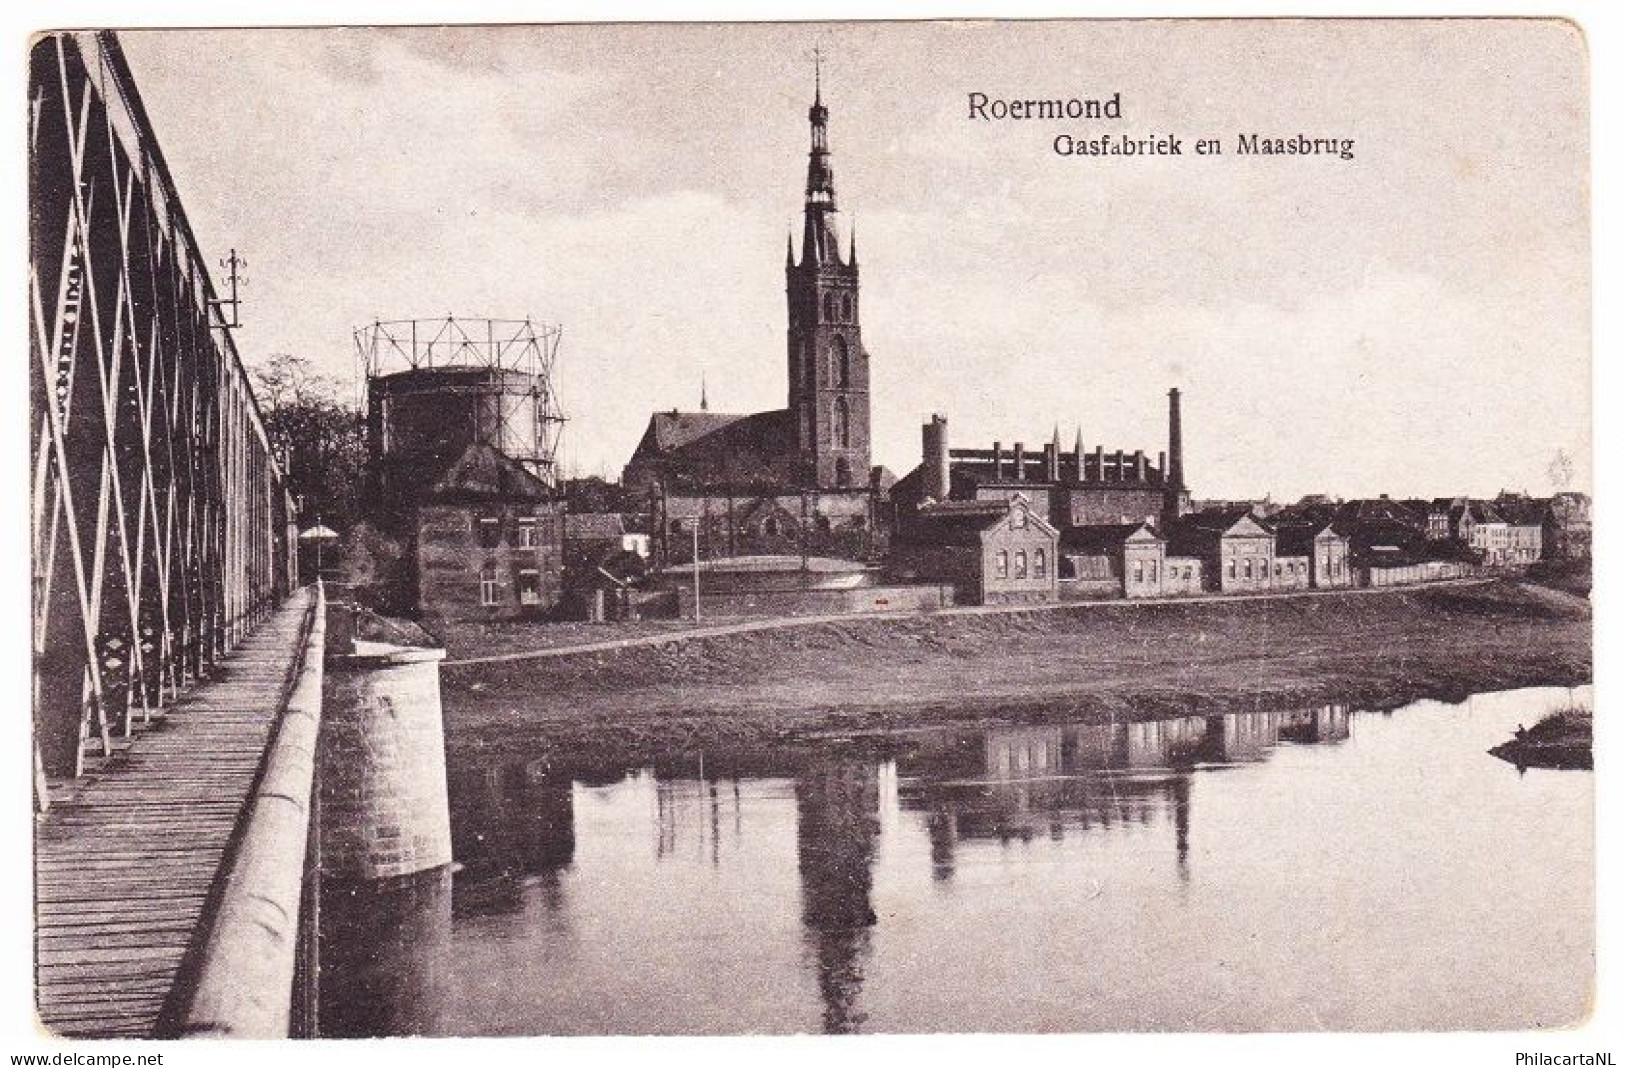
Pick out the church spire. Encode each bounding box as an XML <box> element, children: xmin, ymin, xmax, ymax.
<box><xmin>802</xmin><ymin>48</ymin><xmax>841</xmax><ymax>265</ymax></box>
<box><xmin>700</xmin><ymin>373</ymin><xmax>709</xmax><ymax>412</ymax></box>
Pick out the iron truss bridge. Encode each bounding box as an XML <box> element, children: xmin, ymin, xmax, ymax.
<box><xmin>29</xmin><ymin>32</ymin><xmax>298</xmax><ymax>807</ymax></box>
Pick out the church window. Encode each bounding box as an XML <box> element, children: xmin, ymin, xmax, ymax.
<box><xmin>829</xmin><ymin>336</ymin><xmax>850</xmax><ymax>386</ymax></box>
<box><xmin>835</xmin><ymin>459</ymin><xmax>853</xmax><ymax>488</ymax></box>
<box><xmin>841</xmin><ymin>293</ymin><xmax>853</xmax><ymax>321</ymax></box>
<box><xmin>834</xmin><ymin>397</ymin><xmax>851</xmax><ymax>449</ymax></box>
<box><xmin>823</xmin><ymin>292</ymin><xmax>837</xmax><ymax>322</ymax></box>
<box><xmin>835</xmin><ymin>337</ymin><xmax>851</xmax><ymax>386</ymax></box>
<box><xmin>995</xmin><ymin>550</ymin><xmax>1009</xmax><ymax>578</ymax></box>
<box><xmin>1015</xmin><ymin>550</ymin><xmax>1028</xmax><ymax>579</ymax></box>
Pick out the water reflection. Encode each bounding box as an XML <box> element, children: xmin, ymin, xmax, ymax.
<box><xmin>894</xmin><ymin>708</ymin><xmax>1351</xmax><ymax>869</ymax></box>
<box><xmin>318</xmin><ymin>867</ymin><xmax>452</xmax><ymax>1038</ymax></box>
<box><xmin>796</xmin><ymin>760</ymin><xmax>880</xmax><ymax>1033</ymax></box>
<box><xmin>449</xmin><ymin>761</ymin><xmax>575</xmax><ymax>918</ymax></box>
<box><xmin>319</xmin><ymin>691</ymin><xmax>1590</xmax><ymax>1036</ymax></box>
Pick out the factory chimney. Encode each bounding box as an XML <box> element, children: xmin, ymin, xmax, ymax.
<box><xmin>1167</xmin><ymin>388</ymin><xmax>1185</xmax><ymax>490</ymax></box>
<box><xmin>922</xmin><ymin>414</ymin><xmax>950</xmax><ymax>500</ymax></box>
<box><xmin>1164</xmin><ymin>387</ymin><xmax>1189</xmax><ymax>523</ymax></box>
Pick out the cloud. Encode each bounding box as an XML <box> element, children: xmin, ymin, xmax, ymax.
<box><xmin>114</xmin><ymin>22</ymin><xmax>1589</xmax><ymax>499</ymax></box>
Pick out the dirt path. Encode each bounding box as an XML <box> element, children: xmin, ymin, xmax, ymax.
<box><xmin>439</xmin><ymin>579</ymin><xmax>1591</xmax><ymax>765</ymax></box>
<box><xmin>442</xmin><ymin>577</ymin><xmax>1499</xmax><ymax>666</ymax></box>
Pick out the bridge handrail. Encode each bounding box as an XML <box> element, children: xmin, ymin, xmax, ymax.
<box><xmin>174</xmin><ymin>582</ymin><xmax>325</xmax><ymax>1038</ymax></box>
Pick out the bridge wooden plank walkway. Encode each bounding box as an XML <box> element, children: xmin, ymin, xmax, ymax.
<box><xmin>34</xmin><ymin>590</ymin><xmax>317</xmax><ymax>1039</ymax></box>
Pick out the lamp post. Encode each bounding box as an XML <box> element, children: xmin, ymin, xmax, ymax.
<box><xmin>692</xmin><ymin>521</ymin><xmax>702</xmax><ymax>624</ymax></box>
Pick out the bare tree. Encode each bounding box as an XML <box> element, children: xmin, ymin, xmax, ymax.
<box><xmin>252</xmin><ymin>354</ymin><xmax>367</xmax><ymax>529</ymax></box>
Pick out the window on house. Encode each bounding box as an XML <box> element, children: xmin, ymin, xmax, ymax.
<box><xmin>476</xmin><ymin>515</ymin><xmax>503</xmax><ymax>549</ymax></box>
<box><xmin>1133</xmin><ymin>561</ymin><xmax>1144</xmax><ymax>584</ymax></box>
<box><xmin>1274</xmin><ymin>562</ymin><xmax>1282</xmax><ymax>577</ymax></box>
<box><xmin>1034</xmin><ymin>548</ymin><xmax>1047</xmax><ymax>578</ymax></box>
<box><xmin>1149</xmin><ymin>562</ymin><xmax>1157</xmax><ymax>583</ymax></box>
<box><xmin>995</xmin><ymin>550</ymin><xmax>1009</xmax><ymax>578</ymax></box>
<box><xmin>479</xmin><ymin>564</ymin><xmax>500</xmax><ymax>606</ymax></box>
<box><xmin>1243</xmin><ymin>559</ymin><xmax>1252</xmax><ymax>579</ymax></box>
<box><xmin>514</xmin><ymin>516</ymin><xmax>538</xmax><ymax>549</ymax></box>
<box><xmin>1228</xmin><ymin>559</ymin><xmax>1237</xmax><ymax>579</ymax></box>
<box><xmin>516</xmin><ymin>568</ymin><xmax>541</xmax><ymax>605</ymax></box>
<box><xmin>1015</xmin><ymin>550</ymin><xmax>1028</xmax><ymax>578</ymax></box>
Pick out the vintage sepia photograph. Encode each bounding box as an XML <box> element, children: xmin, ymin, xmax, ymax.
<box><xmin>25</xmin><ymin>17</ymin><xmax>1594</xmax><ymax>1041</ymax></box>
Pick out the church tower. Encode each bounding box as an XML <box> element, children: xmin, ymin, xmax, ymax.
<box><xmin>786</xmin><ymin>57</ymin><xmax>870</xmax><ymax>490</ymax></box>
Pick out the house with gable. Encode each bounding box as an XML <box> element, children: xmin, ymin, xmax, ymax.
<box><xmin>1165</xmin><ymin>508</ymin><xmax>1277</xmax><ymax>593</ymax></box>
<box><xmin>889</xmin><ymin>494</ymin><xmax>1058</xmax><ymax>606</ymax></box>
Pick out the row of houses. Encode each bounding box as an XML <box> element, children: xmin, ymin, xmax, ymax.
<box><xmin>1204</xmin><ymin>492</ymin><xmax>1589</xmax><ymax>567</ymax></box>
<box><xmin>374</xmin><ymin>427</ymin><xmax>1586</xmax><ymax>621</ymax></box>
<box><xmin>883</xmin><ymin>490</ymin><xmax>1564</xmax><ymax>606</ymax></box>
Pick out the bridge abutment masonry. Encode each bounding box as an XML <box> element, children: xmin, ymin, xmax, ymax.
<box><xmin>320</xmin><ymin>641</ymin><xmax>454</xmax><ymax>880</ymax></box>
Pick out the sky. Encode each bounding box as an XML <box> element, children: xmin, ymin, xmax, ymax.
<box><xmin>117</xmin><ymin>19</ymin><xmax>1591</xmax><ymax>500</ymax></box>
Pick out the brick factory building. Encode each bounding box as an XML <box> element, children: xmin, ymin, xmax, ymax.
<box><xmin>892</xmin><ymin>388</ymin><xmax>1192</xmax><ymax>537</ymax></box>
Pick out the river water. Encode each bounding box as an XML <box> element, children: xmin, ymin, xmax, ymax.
<box><xmin>318</xmin><ymin>685</ymin><xmax>1593</xmax><ymax>1035</ymax></box>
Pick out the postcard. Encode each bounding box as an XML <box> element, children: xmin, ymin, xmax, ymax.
<box><xmin>27</xmin><ymin>19</ymin><xmax>1591</xmax><ymax>1039</ymax></box>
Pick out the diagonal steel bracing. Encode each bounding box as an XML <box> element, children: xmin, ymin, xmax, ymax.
<box><xmin>29</xmin><ymin>32</ymin><xmax>298</xmax><ymax>808</ymax></box>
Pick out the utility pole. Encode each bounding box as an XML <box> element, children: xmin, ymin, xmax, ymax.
<box><xmin>692</xmin><ymin>522</ymin><xmax>702</xmax><ymax>624</ymax></box>
<box><xmin>208</xmin><ymin>248</ymin><xmax>246</xmax><ymax>330</ymax></box>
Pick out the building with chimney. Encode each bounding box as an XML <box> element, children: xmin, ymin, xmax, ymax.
<box><xmin>623</xmin><ymin>64</ymin><xmax>883</xmax><ymax>565</ymax></box>
<box><xmin>891</xmin><ymin>388</ymin><xmax>1193</xmax><ymax>536</ymax></box>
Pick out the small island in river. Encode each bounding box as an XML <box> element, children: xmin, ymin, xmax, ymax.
<box><xmin>1491</xmin><ymin>703</ymin><xmax>1593</xmax><ymax>771</ymax></box>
